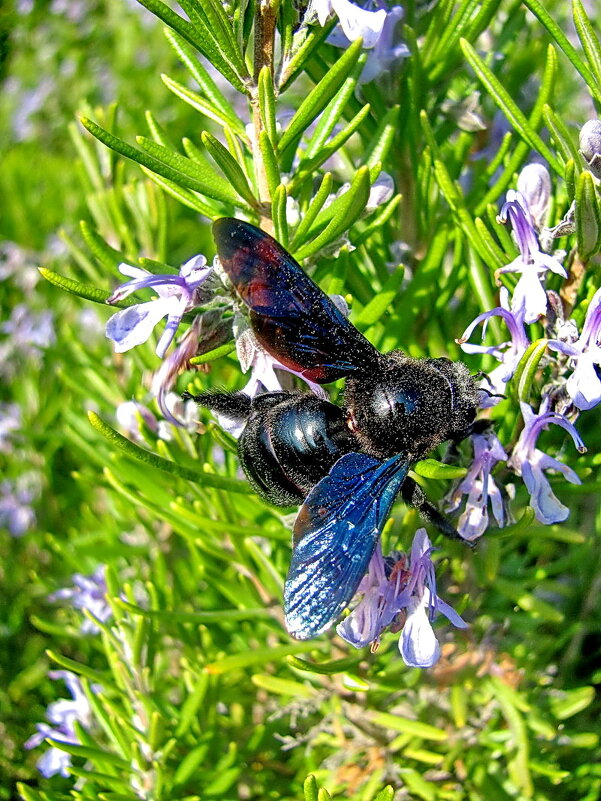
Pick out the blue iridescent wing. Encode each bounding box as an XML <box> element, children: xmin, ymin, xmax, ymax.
<box><xmin>213</xmin><ymin>218</ymin><xmax>380</xmax><ymax>383</ymax></box>
<box><xmin>284</xmin><ymin>452</ymin><xmax>410</xmax><ymax>640</ymax></box>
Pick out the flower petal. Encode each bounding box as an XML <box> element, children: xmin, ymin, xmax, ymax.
<box><xmin>511</xmin><ymin>269</ymin><xmax>548</xmax><ymax>324</ymax></box>
<box><xmin>521</xmin><ymin>459</ymin><xmax>569</xmax><ymax>524</ymax></box>
<box><xmin>435</xmin><ymin>597</ymin><xmax>468</xmax><ymax>629</ymax></box>
<box><xmin>105</xmin><ymin>300</ymin><xmax>171</xmax><ymax>353</ymax></box>
<box><xmin>330</xmin><ymin>0</ymin><xmax>387</xmax><ymax>47</ymax></box>
<box><xmin>566</xmin><ymin>351</ymin><xmax>601</xmax><ymax>410</ymax></box>
<box><xmin>399</xmin><ymin>597</ymin><xmax>441</xmax><ymax>668</ymax></box>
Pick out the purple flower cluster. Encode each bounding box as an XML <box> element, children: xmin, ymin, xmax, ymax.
<box><xmin>105</xmin><ymin>253</ymin><xmax>336</xmax><ymax>433</ymax></box>
<box><xmin>106</xmin><ymin>256</ymin><xmax>213</xmax><ymax>359</ymax></box>
<box><xmin>25</xmin><ymin>671</ymin><xmax>95</xmax><ymax>778</ymax></box>
<box><xmin>337</xmin><ymin>529</ymin><xmax>467</xmax><ymax>667</ymax></box>
<box><xmin>0</xmin><ymin>304</ymin><xmax>55</xmax><ymax>378</ymax></box>
<box><xmin>49</xmin><ymin>566</ymin><xmax>112</xmax><ymax>634</ymax></box>
<box><xmin>308</xmin><ymin>0</ymin><xmax>409</xmax><ymax>82</ymax></box>
<box><xmin>454</xmin><ymin>163</ymin><xmax>594</xmax><ymax>536</ymax></box>
<box><xmin>0</xmin><ymin>474</ymin><xmax>39</xmax><ymax>536</ymax></box>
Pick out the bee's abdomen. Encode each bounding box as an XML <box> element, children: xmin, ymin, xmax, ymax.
<box><xmin>239</xmin><ymin>393</ymin><xmax>354</xmax><ymax>506</ymax></box>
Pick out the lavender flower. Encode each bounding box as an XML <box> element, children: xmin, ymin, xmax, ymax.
<box><xmin>0</xmin><ymin>476</ymin><xmax>37</xmax><ymax>536</ymax></box>
<box><xmin>516</xmin><ymin>163</ymin><xmax>552</xmax><ymax>231</ymax></box>
<box><xmin>362</xmin><ymin>5</ymin><xmax>409</xmax><ymax>81</ymax></box>
<box><xmin>337</xmin><ymin>529</ymin><xmax>467</xmax><ymax>668</ymax></box>
<box><xmin>156</xmin><ymin>393</ymin><xmax>199</xmax><ymax>438</ymax></box>
<box><xmin>115</xmin><ymin>399</ymin><xmax>159</xmax><ymax>442</ymax></box>
<box><xmin>496</xmin><ymin>191</ymin><xmax>567</xmax><ymax>324</ymax></box>
<box><xmin>335</xmin><ymin>541</ymin><xmax>401</xmax><ymax>649</ymax></box>
<box><xmin>49</xmin><ymin>566</ymin><xmax>111</xmax><ymax>634</ymax></box>
<box><xmin>105</xmin><ymin>256</ymin><xmax>213</xmax><ymax>358</ymax></box>
<box><xmin>547</xmin><ymin>287</ymin><xmax>601</xmax><ymax>410</ymax></box>
<box><xmin>151</xmin><ymin>315</ymin><xmax>203</xmax><ymax>425</ymax></box>
<box><xmin>327</xmin><ymin>5</ymin><xmax>409</xmax><ymax>81</ymax></box>
<box><xmin>310</xmin><ymin>0</ymin><xmax>388</xmax><ymax>47</ymax></box>
<box><xmin>457</xmin><ymin>287</ymin><xmax>530</xmax><ymax>397</ymax></box>
<box><xmin>0</xmin><ymin>241</ymin><xmax>40</xmax><ymax>291</ymax></box>
<box><xmin>25</xmin><ymin>671</ymin><xmax>94</xmax><ymax>778</ymax></box>
<box><xmin>446</xmin><ymin>431</ymin><xmax>507</xmax><ymax>541</ymax></box>
<box><xmin>0</xmin><ymin>402</ymin><xmax>21</xmax><ymax>453</ymax></box>
<box><xmin>508</xmin><ymin>400</ymin><xmax>586</xmax><ymax>524</ymax></box>
<box><xmin>579</xmin><ymin>119</ymin><xmax>601</xmax><ymax>180</ymax></box>
<box><xmin>0</xmin><ymin>306</ymin><xmax>55</xmax><ymax>377</ymax></box>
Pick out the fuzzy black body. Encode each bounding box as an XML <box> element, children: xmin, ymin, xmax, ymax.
<box><xmin>344</xmin><ymin>352</ymin><xmax>479</xmax><ymax>461</ymax></box>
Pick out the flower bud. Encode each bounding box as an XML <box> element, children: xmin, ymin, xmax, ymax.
<box><xmin>579</xmin><ymin>119</ymin><xmax>601</xmax><ymax>179</ymax></box>
<box><xmin>517</xmin><ymin>163</ymin><xmax>551</xmax><ymax>229</ymax></box>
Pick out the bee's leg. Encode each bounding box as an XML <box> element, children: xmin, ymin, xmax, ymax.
<box><xmin>182</xmin><ymin>390</ymin><xmax>252</xmax><ymax>417</ymax></box>
<box><xmin>400</xmin><ymin>477</ymin><xmax>474</xmax><ymax>547</ymax></box>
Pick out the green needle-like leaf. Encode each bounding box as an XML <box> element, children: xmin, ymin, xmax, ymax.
<box><xmin>304</xmin><ymin>775</ymin><xmax>319</xmax><ymax>801</ymax></box>
<box><xmin>354</xmin><ymin>264</ymin><xmax>405</xmax><ymax>327</ymax></box>
<box><xmin>294</xmin><ymin>166</ymin><xmax>371</xmax><ymax>260</ymax></box>
<box><xmin>40</xmin><ymin>739</ymin><xmax>130</xmax><ymax>770</ymax></box>
<box><xmin>162</xmin><ymin>74</ymin><xmax>246</xmax><ymax>135</ymax></box>
<box><xmin>39</xmin><ymin>267</ymin><xmax>132</xmax><ymax>308</ymax></box>
<box><xmin>189</xmin><ymin>341</ymin><xmax>236</xmax><ymax>364</ymax></box>
<box><xmin>204</xmin><ymin>642</ymin><xmax>324</xmax><ymax>674</ymax></box>
<box><xmin>522</xmin><ymin>0</ymin><xmax>601</xmax><ymax>103</ymax></box>
<box><xmin>573</xmin><ymin>0</ymin><xmax>601</xmax><ymax>90</ymax></box>
<box><xmin>272</xmin><ymin>184</ymin><xmax>289</xmax><ymax>248</ymax></box>
<box><xmin>290</xmin><ymin>172</ymin><xmax>333</xmax><ymax>250</ymax></box>
<box><xmin>258</xmin><ymin>66</ymin><xmax>278</xmax><ymax>147</ymax></box>
<box><xmin>549</xmin><ymin>686</ymin><xmax>595</xmax><ymax>720</ymax></box>
<box><xmin>288</xmin><ymin>655</ymin><xmax>362</xmax><ymax>675</ymax></box>
<box><xmin>134</xmin><ymin>0</ymin><xmax>248</xmax><ymax>92</ymax></box>
<box><xmin>80</xmin><ymin>222</ymin><xmax>125</xmax><ymax>272</ymax></box>
<box><xmin>279</xmin><ymin>20</ymin><xmax>337</xmax><ymax>91</ymax></box>
<box><xmin>251</xmin><ymin>674</ymin><xmax>316</xmax><ymax>698</ymax></box>
<box><xmin>291</xmin><ymin>103</ymin><xmax>372</xmax><ymax>189</ymax></box>
<box><xmin>302</xmin><ymin>54</ymin><xmax>366</xmax><ymax>161</ymax></box>
<box><xmin>364</xmin><ymin>106</ymin><xmax>400</xmax><ymax>169</ymax></box>
<box><xmin>413</xmin><ymin>458</ymin><xmax>467</xmax><ymax>480</ymax></box>
<box><xmin>258</xmin><ymin>130</ymin><xmax>281</xmax><ymax>198</ymax></box>
<box><xmin>278</xmin><ymin>38</ymin><xmax>364</xmax><ymax>156</ymax></box>
<box><xmin>192</xmin><ymin>0</ymin><xmax>248</xmax><ymax>79</ymax></box>
<box><xmin>370</xmin><ymin>711</ymin><xmax>448</xmax><ymax>741</ymax></box>
<box><xmin>514</xmin><ymin>339</ymin><xmax>549</xmax><ymax>403</ymax></box>
<box><xmin>137</xmin><ymin>135</ymin><xmax>240</xmax><ymax>205</ymax></box>
<box><xmin>201</xmin><ymin>131</ymin><xmax>259</xmax><ymax>207</ymax></box>
<box><xmin>460</xmin><ymin>39</ymin><xmax>562</xmax><ymax>175</ymax></box>
<box><xmin>543</xmin><ymin>104</ymin><xmax>582</xmax><ymax>165</ymax></box>
<box><xmin>81</xmin><ymin>117</ymin><xmax>239</xmax><ymax>206</ymax></box>
<box><xmin>139</xmin><ymin>165</ymin><xmax>223</xmax><ymax>218</ymax></box>
<box><xmin>575</xmin><ymin>169</ymin><xmax>601</xmax><ymax>260</ymax></box>
<box><xmin>88</xmin><ymin>411</ymin><xmax>252</xmax><ymax>493</ymax></box>
<box><xmin>163</xmin><ymin>28</ymin><xmax>246</xmax><ymax>132</ymax></box>
<box><xmin>46</xmin><ymin>649</ymin><xmax>108</xmax><ymax>684</ymax></box>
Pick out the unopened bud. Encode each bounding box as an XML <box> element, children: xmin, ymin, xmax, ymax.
<box><xmin>579</xmin><ymin>119</ymin><xmax>601</xmax><ymax>179</ymax></box>
<box><xmin>517</xmin><ymin>163</ymin><xmax>551</xmax><ymax>229</ymax></box>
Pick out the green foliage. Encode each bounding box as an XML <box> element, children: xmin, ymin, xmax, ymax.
<box><xmin>2</xmin><ymin>0</ymin><xmax>601</xmax><ymax>800</ymax></box>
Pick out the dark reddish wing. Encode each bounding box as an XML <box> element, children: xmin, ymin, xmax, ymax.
<box><xmin>213</xmin><ymin>218</ymin><xmax>380</xmax><ymax>383</ymax></box>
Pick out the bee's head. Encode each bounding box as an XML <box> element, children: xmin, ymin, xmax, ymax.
<box><xmin>343</xmin><ymin>353</ymin><xmax>479</xmax><ymax>460</ymax></box>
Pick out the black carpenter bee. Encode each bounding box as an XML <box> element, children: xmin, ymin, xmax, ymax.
<box><xmin>184</xmin><ymin>218</ymin><xmax>480</xmax><ymax>640</ymax></box>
